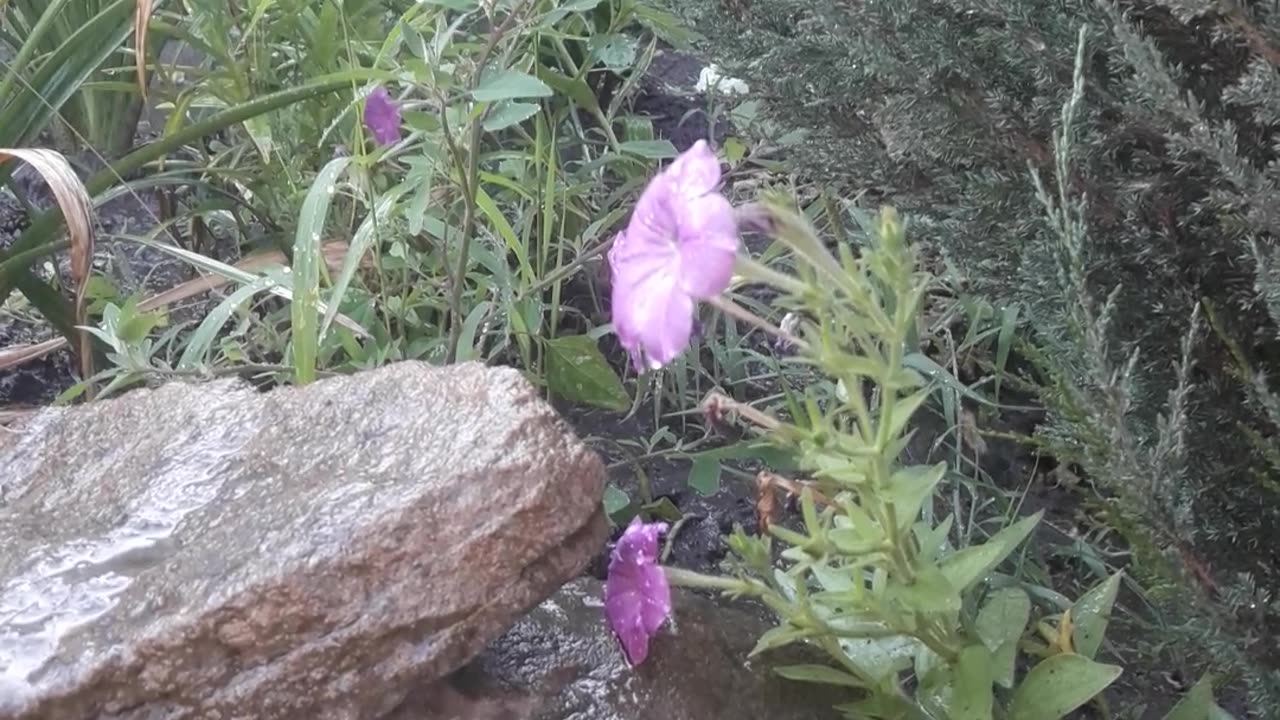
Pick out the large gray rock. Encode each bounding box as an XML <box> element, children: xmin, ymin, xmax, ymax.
<box><xmin>388</xmin><ymin>577</ymin><xmax>849</xmax><ymax>720</ymax></box>
<box><xmin>0</xmin><ymin>361</ymin><xmax>607</xmax><ymax>719</ymax></box>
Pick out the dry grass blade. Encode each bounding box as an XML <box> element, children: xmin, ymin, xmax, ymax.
<box><xmin>0</xmin><ymin>240</ymin><xmax>365</xmax><ymax>372</ymax></box>
<box><xmin>0</xmin><ymin>406</ymin><xmax>40</xmax><ymax>428</ymax></box>
<box><xmin>134</xmin><ymin>0</ymin><xmax>154</xmax><ymax>99</ymax></box>
<box><xmin>0</xmin><ymin>338</ymin><xmax>67</xmax><ymax>372</ymax></box>
<box><xmin>0</xmin><ymin>148</ymin><xmax>98</xmax><ymax>389</ymax></box>
<box><xmin>139</xmin><ymin>240</ymin><xmax>365</xmax><ymax>312</ymax></box>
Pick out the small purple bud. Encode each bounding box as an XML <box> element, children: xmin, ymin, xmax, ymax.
<box><xmin>364</xmin><ymin>86</ymin><xmax>402</xmax><ymax>146</ymax></box>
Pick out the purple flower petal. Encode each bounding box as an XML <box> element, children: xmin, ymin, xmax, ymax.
<box><xmin>676</xmin><ymin>192</ymin><xmax>739</xmax><ymax>298</ymax></box>
<box><xmin>607</xmin><ymin>141</ymin><xmax>741</xmax><ymax>370</ymax></box>
<box><xmin>364</xmin><ymin>86</ymin><xmax>402</xmax><ymax>146</ymax></box>
<box><xmin>605</xmin><ymin>518</ymin><xmax>672</xmax><ymax>666</ymax></box>
<box><xmin>666</xmin><ymin>139</ymin><xmax>722</xmax><ymax>200</ymax></box>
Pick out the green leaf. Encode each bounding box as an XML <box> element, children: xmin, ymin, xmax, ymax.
<box><xmin>1071</xmin><ymin>572</ymin><xmax>1122</xmax><ymax>660</ymax></box>
<box><xmin>750</xmin><ymin>624</ymin><xmax>814</xmax><ymax>657</ymax></box>
<box><xmin>1008</xmin><ymin>654</ymin><xmax>1122</xmax><ymax>720</ymax></box>
<box><xmin>887</xmin><ymin>462</ymin><xmax>946</xmax><ymax>528</ymax></box>
<box><xmin>589</xmin><ymin>33</ymin><xmax>638</xmax><ymax>71</ymax></box>
<box><xmin>291</xmin><ymin>156</ymin><xmax>351</xmax><ymax>385</ymax></box>
<box><xmin>640</xmin><ymin>496</ymin><xmax>683</xmax><ymax>523</ymax></box>
<box><xmin>886</xmin><ymin>564</ymin><xmax>959</xmax><ymax>615</ymax></box>
<box><xmin>837</xmin><ymin>634</ymin><xmax>917</xmax><ymax>682</ymax></box>
<box><xmin>543</xmin><ymin>334</ymin><xmax>630</xmax><ymax>410</ymax></box>
<box><xmin>951</xmin><ymin>644</ymin><xmax>995</xmax><ymax>720</ymax></box>
<box><xmin>689</xmin><ymin>456</ymin><xmax>722</xmax><ymax>496</ymax></box>
<box><xmin>774</xmin><ymin>664</ymin><xmax>866</xmax><ymax>689</ymax></box>
<box><xmin>619</xmin><ymin>139</ymin><xmax>678</xmax><ymax>159</ymax></box>
<box><xmin>472</xmin><ymin>70</ymin><xmax>554</xmax><ymax>102</ymax></box>
<box><xmin>1163</xmin><ymin>672</ymin><xmax>1216</xmax><ymax>720</ymax></box>
<box><xmin>940</xmin><ymin>512</ymin><xmax>1041</xmax><ymax>592</ymax></box>
<box><xmin>535</xmin><ymin>67</ymin><xmax>600</xmax><ymax>111</ymax></box>
<box><xmin>975</xmin><ymin>587</ymin><xmax>1030</xmax><ymax>688</ymax></box>
<box><xmin>603</xmin><ymin>484</ymin><xmax>631</xmax><ymax>523</ymax></box>
<box><xmin>482</xmin><ymin>100</ymin><xmax>540</xmax><ymax>131</ymax></box>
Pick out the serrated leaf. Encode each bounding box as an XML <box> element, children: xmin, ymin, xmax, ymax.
<box><xmin>543</xmin><ymin>334</ymin><xmax>629</xmax><ymax>410</ymax></box>
<box><xmin>1008</xmin><ymin>654</ymin><xmax>1122</xmax><ymax>720</ymax></box>
<box><xmin>589</xmin><ymin>33</ymin><xmax>638</xmax><ymax>71</ymax></box>
<box><xmin>482</xmin><ymin>100</ymin><xmax>540</xmax><ymax>131</ymax></box>
<box><xmin>689</xmin><ymin>456</ymin><xmax>721</xmax><ymax>496</ymax></box>
<box><xmin>473</xmin><ymin>70</ymin><xmax>553</xmax><ymax>101</ymax></box>
<box><xmin>774</xmin><ymin>664</ymin><xmax>866</xmax><ymax>689</ymax></box>
<box><xmin>619</xmin><ymin>139</ymin><xmax>678</xmax><ymax>159</ymax></box>
<box><xmin>1071</xmin><ymin>572</ymin><xmax>1122</xmax><ymax>660</ymax></box>
<box><xmin>940</xmin><ymin>512</ymin><xmax>1041</xmax><ymax>592</ymax></box>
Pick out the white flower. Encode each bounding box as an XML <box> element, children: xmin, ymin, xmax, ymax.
<box><xmin>695</xmin><ymin>64</ymin><xmax>750</xmax><ymax>96</ymax></box>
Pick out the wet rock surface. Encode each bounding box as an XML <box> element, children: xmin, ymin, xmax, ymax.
<box><xmin>0</xmin><ymin>361</ymin><xmax>607</xmax><ymax>719</ymax></box>
<box><xmin>388</xmin><ymin>577</ymin><xmax>847</xmax><ymax>720</ymax></box>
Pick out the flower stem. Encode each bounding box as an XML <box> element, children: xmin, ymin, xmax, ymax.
<box><xmin>445</xmin><ymin>1</ymin><xmax>531</xmax><ymax>363</ymax></box>
<box><xmin>706</xmin><ymin>294</ymin><xmax>809</xmax><ymax>352</ymax></box>
<box><xmin>733</xmin><ymin>255</ymin><xmax>809</xmax><ymax>297</ymax></box>
<box><xmin>663</xmin><ymin>566</ymin><xmax>756</xmax><ymax>593</ymax></box>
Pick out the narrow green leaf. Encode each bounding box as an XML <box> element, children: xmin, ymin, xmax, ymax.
<box><xmin>177</xmin><ymin>276</ymin><xmax>274</xmax><ymax>370</ymax></box>
<box><xmin>1071</xmin><ymin>572</ymin><xmax>1122</xmax><ymax>660</ymax></box>
<box><xmin>619</xmin><ymin>139</ymin><xmax>678</xmax><ymax>159</ymax></box>
<box><xmin>887</xmin><ymin>462</ymin><xmax>946</xmax><ymax>528</ymax></box>
<box><xmin>1008</xmin><ymin>654</ymin><xmax>1122</xmax><ymax>720</ymax></box>
<box><xmin>482</xmin><ymin>100</ymin><xmax>540</xmax><ymax>132</ymax></box>
<box><xmin>975</xmin><ymin>587</ymin><xmax>1030</xmax><ymax>688</ymax></box>
<box><xmin>774</xmin><ymin>664</ymin><xmax>867</xmax><ymax>689</ymax></box>
<box><xmin>543</xmin><ymin>334</ymin><xmax>630</xmax><ymax>410</ymax></box>
<box><xmin>473</xmin><ymin>70</ymin><xmax>553</xmax><ymax>102</ymax></box>
<box><xmin>291</xmin><ymin>157</ymin><xmax>351</xmax><ymax>384</ymax></box>
<box><xmin>454</xmin><ymin>301</ymin><xmax>493</xmax><ymax>363</ymax></box>
<box><xmin>940</xmin><ymin>512</ymin><xmax>1041</xmax><ymax>592</ymax></box>
<box><xmin>1163</xmin><ymin>672</ymin><xmax>1215</xmax><ymax>720</ymax></box>
<box><xmin>951</xmin><ymin>644</ymin><xmax>995</xmax><ymax>720</ymax></box>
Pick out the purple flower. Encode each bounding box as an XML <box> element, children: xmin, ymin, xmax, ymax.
<box><xmin>605</xmin><ymin>517</ymin><xmax>672</xmax><ymax>666</ymax></box>
<box><xmin>364</xmin><ymin>86</ymin><xmax>402</xmax><ymax>146</ymax></box>
<box><xmin>608</xmin><ymin>140</ymin><xmax>740</xmax><ymax>370</ymax></box>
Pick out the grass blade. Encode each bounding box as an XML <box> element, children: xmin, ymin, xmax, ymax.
<box><xmin>320</xmin><ymin>186</ymin><xmax>404</xmax><ymax>339</ymax></box>
<box><xmin>291</xmin><ymin>156</ymin><xmax>351</xmax><ymax>385</ymax></box>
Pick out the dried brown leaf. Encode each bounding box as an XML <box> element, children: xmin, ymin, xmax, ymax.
<box><xmin>0</xmin><ymin>148</ymin><xmax>98</xmax><ymax>388</ymax></box>
<box><xmin>134</xmin><ymin>0</ymin><xmax>155</xmax><ymax>99</ymax></box>
<box><xmin>0</xmin><ymin>338</ymin><xmax>67</xmax><ymax>372</ymax></box>
<box><xmin>755</xmin><ymin>472</ymin><xmax>780</xmax><ymax>533</ymax></box>
<box><xmin>960</xmin><ymin>407</ymin><xmax>987</xmax><ymax>456</ymax></box>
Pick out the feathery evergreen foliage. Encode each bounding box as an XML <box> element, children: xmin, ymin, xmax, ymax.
<box><xmin>667</xmin><ymin>0</ymin><xmax>1280</xmax><ymax>709</ymax></box>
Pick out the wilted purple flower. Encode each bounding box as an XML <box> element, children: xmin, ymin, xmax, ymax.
<box><xmin>605</xmin><ymin>517</ymin><xmax>672</xmax><ymax>666</ymax></box>
<box><xmin>364</xmin><ymin>86</ymin><xmax>401</xmax><ymax>146</ymax></box>
<box><xmin>608</xmin><ymin>140</ymin><xmax>740</xmax><ymax>370</ymax></box>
